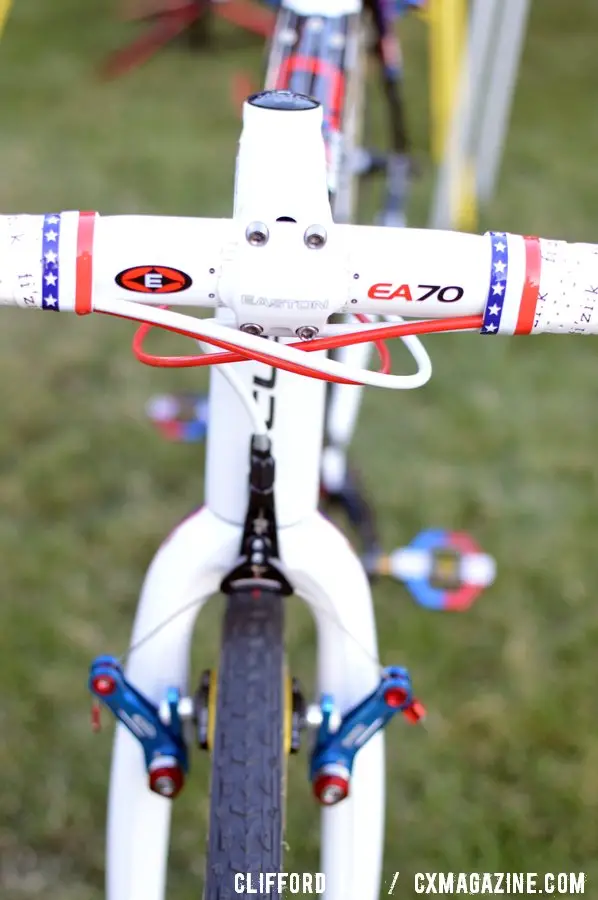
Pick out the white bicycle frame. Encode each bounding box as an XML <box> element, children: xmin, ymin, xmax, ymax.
<box><xmin>108</xmin><ymin>85</ymin><xmax>386</xmax><ymax>900</ymax></box>
<box><xmin>1</xmin><ymin>86</ymin><xmax>596</xmax><ymax>900</ymax></box>
<box><xmin>109</xmin><ymin>446</ymin><xmax>384</xmax><ymax>900</ymax></box>
<box><xmin>263</xmin><ymin>0</ymin><xmax>375</xmax><ymax>485</ymax></box>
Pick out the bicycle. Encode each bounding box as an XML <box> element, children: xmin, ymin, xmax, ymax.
<box><xmin>146</xmin><ymin>0</ymin><xmax>428</xmax><ymax>560</ymax></box>
<box><xmin>103</xmin><ymin>0</ymin><xmax>275</xmax><ymax>79</ymax></box>
<box><xmin>4</xmin><ymin>87</ymin><xmax>585</xmax><ymax>898</ymax></box>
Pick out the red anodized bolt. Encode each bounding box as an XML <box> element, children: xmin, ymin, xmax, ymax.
<box><xmin>383</xmin><ymin>685</ymin><xmax>408</xmax><ymax>708</ymax></box>
<box><xmin>313</xmin><ymin>769</ymin><xmax>349</xmax><ymax>806</ymax></box>
<box><xmin>91</xmin><ymin>673</ymin><xmax>118</xmax><ymax>696</ymax></box>
<box><xmin>148</xmin><ymin>757</ymin><xmax>185</xmax><ymax>799</ymax></box>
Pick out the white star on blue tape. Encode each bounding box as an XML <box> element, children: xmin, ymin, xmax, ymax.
<box><xmin>42</xmin><ymin>213</ymin><xmax>60</xmax><ymax>311</ymax></box>
<box><xmin>481</xmin><ymin>232</ymin><xmax>509</xmax><ymax>334</ymax></box>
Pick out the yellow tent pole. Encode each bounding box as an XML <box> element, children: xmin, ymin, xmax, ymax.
<box><xmin>427</xmin><ymin>0</ymin><xmax>478</xmax><ymax>231</ymax></box>
<box><xmin>0</xmin><ymin>0</ymin><xmax>14</xmax><ymax>40</ymax></box>
<box><xmin>428</xmin><ymin>0</ymin><xmax>467</xmax><ymax>164</ymax></box>
<box><xmin>450</xmin><ymin>0</ymin><xmax>478</xmax><ymax>233</ymax></box>
<box><xmin>453</xmin><ymin>160</ymin><xmax>478</xmax><ymax>232</ymax></box>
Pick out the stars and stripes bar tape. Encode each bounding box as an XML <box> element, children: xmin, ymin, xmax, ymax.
<box><xmin>39</xmin><ymin>211</ymin><xmax>96</xmax><ymax>314</ymax></box>
<box><xmin>481</xmin><ymin>232</ymin><xmax>508</xmax><ymax>333</ymax></box>
<box><xmin>481</xmin><ymin>232</ymin><xmax>541</xmax><ymax>335</ymax></box>
<box><xmin>41</xmin><ymin>214</ymin><xmax>60</xmax><ymax>311</ymax></box>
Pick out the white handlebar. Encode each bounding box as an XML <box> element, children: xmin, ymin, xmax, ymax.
<box><xmin>1</xmin><ymin>92</ymin><xmax>597</xmax><ymax>344</ymax></box>
<box><xmin>1</xmin><ymin>211</ymin><xmax>597</xmax><ymax>336</ymax></box>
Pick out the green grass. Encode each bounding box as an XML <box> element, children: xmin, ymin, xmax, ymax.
<box><xmin>2</xmin><ymin>0</ymin><xmax>598</xmax><ymax>897</ymax></box>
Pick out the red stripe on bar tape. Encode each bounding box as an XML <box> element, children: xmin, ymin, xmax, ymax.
<box><xmin>75</xmin><ymin>211</ymin><xmax>96</xmax><ymax>315</ymax></box>
<box><xmin>514</xmin><ymin>236</ymin><xmax>541</xmax><ymax>335</ymax></box>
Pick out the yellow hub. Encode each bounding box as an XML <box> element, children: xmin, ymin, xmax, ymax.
<box><xmin>206</xmin><ymin>668</ymin><xmax>218</xmax><ymax>751</ymax></box>
<box><xmin>284</xmin><ymin>668</ymin><xmax>293</xmax><ymax>756</ymax></box>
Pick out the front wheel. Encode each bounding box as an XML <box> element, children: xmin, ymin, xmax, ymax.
<box><xmin>204</xmin><ymin>589</ymin><xmax>287</xmax><ymax>898</ymax></box>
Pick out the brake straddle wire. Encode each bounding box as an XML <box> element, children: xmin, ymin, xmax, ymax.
<box><xmin>117</xmin><ymin>311</ymin><xmax>483</xmax><ymax>384</ymax></box>
<box><xmin>132</xmin><ymin>312</ymin><xmax>393</xmax><ymax>375</ymax></box>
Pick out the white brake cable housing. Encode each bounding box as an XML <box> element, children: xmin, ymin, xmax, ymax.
<box><xmin>98</xmin><ymin>299</ymin><xmax>433</xmax><ymax>390</ymax></box>
<box><xmin>196</xmin><ymin>337</ymin><xmax>269</xmax><ymax>436</ymax></box>
<box><xmin>383</xmin><ymin>314</ymin><xmax>433</xmax><ymax>385</ymax></box>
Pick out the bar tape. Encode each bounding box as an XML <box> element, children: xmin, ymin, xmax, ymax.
<box><xmin>481</xmin><ymin>231</ymin><xmax>541</xmax><ymax>335</ymax></box>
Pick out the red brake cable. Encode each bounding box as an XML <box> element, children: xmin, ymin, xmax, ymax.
<box><xmin>110</xmin><ymin>309</ymin><xmax>484</xmax><ymax>385</ymax></box>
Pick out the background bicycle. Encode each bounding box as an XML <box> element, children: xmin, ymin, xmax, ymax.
<box><xmin>2</xmin><ymin>2</ymin><xmax>598</xmax><ymax>899</ymax></box>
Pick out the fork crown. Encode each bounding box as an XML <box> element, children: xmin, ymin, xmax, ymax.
<box><xmin>309</xmin><ymin>666</ymin><xmax>417</xmax><ymax>780</ymax></box>
<box><xmin>89</xmin><ymin>654</ymin><xmax>188</xmax><ymax>773</ymax></box>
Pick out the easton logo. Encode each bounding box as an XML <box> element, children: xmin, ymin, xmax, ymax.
<box><xmin>115</xmin><ymin>265</ymin><xmax>192</xmax><ymax>294</ymax></box>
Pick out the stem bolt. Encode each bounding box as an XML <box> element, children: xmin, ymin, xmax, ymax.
<box><xmin>296</xmin><ymin>325</ymin><xmax>319</xmax><ymax>341</ymax></box>
<box><xmin>245</xmin><ymin>221</ymin><xmax>269</xmax><ymax>246</ymax></box>
<box><xmin>240</xmin><ymin>323</ymin><xmax>264</xmax><ymax>336</ymax></box>
<box><xmin>304</xmin><ymin>225</ymin><xmax>327</xmax><ymax>249</ymax></box>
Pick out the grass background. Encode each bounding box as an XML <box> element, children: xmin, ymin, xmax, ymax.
<box><xmin>1</xmin><ymin>0</ymin><xmax>598</xmax><ymax>896</ymax></box>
